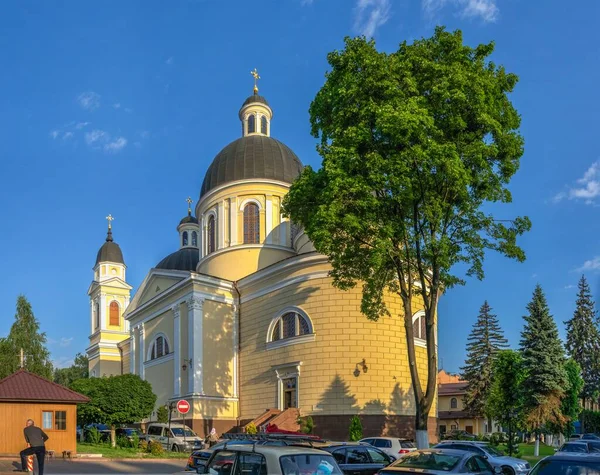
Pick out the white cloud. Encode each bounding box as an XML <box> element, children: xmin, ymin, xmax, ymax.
<box><xmin>576</xmin><ymin>256</ymin><xmax>600</xmax><ymax>273</ymax></box>
<box><xmin>104</xmin><ymin>137</ymin><xmax>127</xmax><ymax>153</ymax></box>
<box><xmin>59</xmin><ymin>337</ymin><xmax>73</xmax><ymax>347</ymax></box>
<box><xmin>166</xmin><ymin>56</ymin><xmax>174</xmax><ymax>65</ymax></box>
<box><xmin>354</xmin><ymin>0</ymin><xmax>391</xmax><ymax>37</ymax></box>
<box><xmin>554</xmin><ymin>160</ymin><xmax>600</xmax><ymax>205</ymax></box>
<box><xmin>422</xmin><ymin>0</ymin><xmax>498</xmax><ymax>23</ymax></box>
<box><xmin>52</xmin><ymin>356</ymin><xmax>74</xmax><ymax>369</ymax></box>
<box><xmin>113</xmin><ymin>103</ymin><xmax>121</xmax><ymax>109</ymax></box>
<box><xmin>50</xmin><ymin>130</ymin><xmax>59</xmax><ymax>140</ymax></box>
<box><xmin>77</xmin><ymin>91</ymin><xmax>101</xmax><ymax>111</ymax></box>
<box><xmin>530</xmin><ymin>273</ymin><xmax>538</xmax><ymax>279</ymax></box>
<box><xmin>564</xmin><ymin>284</ymin><xmax>576</xmax><ymax>289</ymax></box>
<box><xmin>85</xmin><ymin>129</ymin><xmax>107</xmax><ymax>145</ymax></box>
<box><xmin>63</xmin><ymin>131</ymin><xmax>74</xmax><ymax>140</ymax></box>
<box><xmin>75</xmin><ymin>121</ymin><xmax>90</xmax><ymax>129</ymax></box>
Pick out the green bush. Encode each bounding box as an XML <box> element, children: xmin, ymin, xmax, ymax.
<box><xmin>147</xmin><ymin>440</ymin><xmax>164</xmax><ymax>455</ymax></box>
<box><xmin>138</xmin><ymin>440</ymin><xmax>148</xmax><ymax>452</ymax></box>
<box><xmin>349</xmin><ymin>415</ymin><xmax>363</xmax><ymax>442</ymax></box>
<box><xmin>581</xmin><ymin>410</ymin><xmax>600</xmax><ymax>433</ymax></box>
<box><xmin>86</xmin><ymin>427</ymin><xmax>103</xmax><ymax>445</ymax></box>
<box><xmin>157</xmin><ymin>405</ymin><xmax>169</xmax><ymax>424</ymax></box>
<box><xmin>298</xmin><ymin>416</ymin><xmax>315</xmax><ymax>435</ymax></box>
<box><xmin>116</xmin><ymin>435</ymin><xmax>131</xmax><ymax>448</ymax></box>
<box><xmin>131</xmin><ymin>433</ymin><xmax>140</xmax><ymax>449</ymax></box>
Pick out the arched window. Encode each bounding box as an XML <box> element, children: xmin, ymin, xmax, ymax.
<box><xmin>109</xmin><ymin>301</ymin><xmax>119</xmax><ymax>326</ymax></box>
<box><xmin>450</xmin><ymin>397</ymin><xmax>458</xmax><ymax>409</ymax></box>
<box><xmin>94</xmin><ymin>302</ymin><xmax>100</xmax><ymax>329</ymax></box>
<box><xmin>149</xmin><ymin>335</ymin><xmax>170</xmax><ymax>361</ymax></box>
<box><xmin>269</xmin><ymin>311</ymin><xmax>312</xmax><ymax>342</ymax></box>
<box><xmin>192</xmin><ymin>231</ymin><xmax>198</xmax><ymax>247</ymax></box>
<box><xmin>207</xmin><ymin>215</ymin><xmax>216</xmax><ymax>254</ymax></box>
<box><xmin>182</xmin><ymin>231</ymin><xmax>188</xmax><ymax>247</ymax></box>
<box><xmin>261</xmin><ymin>116</ymin><xmax>268</xmax><ymax>134</ymax></box>
<box><xmin>412</xmin><ymin>311</ymin><xmax>426</xmax><ymax>341</ymax></box>
<box><xmin>243</xmin><ymin>203</ymin><xmax>260</xmax><ymax>244</ymax></box>
<box><xmin>247</xmin><ymin>114</ymin><xmax>256</xmax><ymax>134</ymax></box>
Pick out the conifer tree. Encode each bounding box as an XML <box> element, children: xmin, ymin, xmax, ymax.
<box><xmin>460</xmin><ymin>301</ymin><xmax>508</xmax><ymax>426</ymax></box>
<box><xmin>0</xmin><ymin>295</ymin><xmax>53</xmax><ymax>379</ymax></box>
<box><xmin>564</xmin><ymin>275</ymin><xmax>600</xmax><ymax>401</ymax></box>
<box><xmin>520</xmin><ymin>285</ymin><xmax>567</xmax><ymax>455</ymax></box>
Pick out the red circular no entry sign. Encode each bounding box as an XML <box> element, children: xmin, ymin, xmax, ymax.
<box><xmin>176</xmin><ymin>399</ymin><xmax>190</xmax><ymax>414</ymax></box>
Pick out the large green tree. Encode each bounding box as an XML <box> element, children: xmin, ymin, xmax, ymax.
<box><xmin>54</xmin><ymin>353</ymin><xmax>89</xmax><ymax>387</ymax></box>
<box><xmin>282</xmin><ymin>28</ymin><xmax>530</xmax><ymax>445</ymax></box>
<box><xmin>71</xmin><ymin>374</ymin><xmax>156</xmax><ymax>447</ymax></box>
<box><xmin>520</xmin><ymin>285</ymin><xmax>567</xmax><ymax>455</ymax></box>
<box><xmin>558</xmin><ymin>359</ymin><xmax>584</xmax><ymax>437</ymax></box>
<box><xmin>564</xmin><ymin>275</ymin><xmax>600</xmax><ymax>403</ymax></box>
<box><xmin>0</xmin><ymin>295</ymin><xmax>53</xmax><ymax>379</ymax></box>
<box><xmin>460</xmin><ymin>301</ymin><xmax>508</xmax><ymax>426</ymax></box>
<box><xmin>486</xmin><ymin>350</ymin><xmax>526</xmax><ymax>456</ymax></box>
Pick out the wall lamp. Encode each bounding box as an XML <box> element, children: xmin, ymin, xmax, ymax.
<box><xmin>182</xmin><ymin>359</ymin><xmax>192</xmax><ymax>371</ymax></box>
<box><xmin>353</xmin><ymin>359</ymin><xmax>369</xmax><ymax>377</ymax></box>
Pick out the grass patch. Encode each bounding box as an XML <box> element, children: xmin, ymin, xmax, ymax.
<box><xmin>76</xmin><ymin>442</ymin><xmax>189</xmax><ymax>459</ymax></box>
<box><xmin>497</xmin><ymin>443</ymin><xmax>555</xmax><ymax>464</ymax></box>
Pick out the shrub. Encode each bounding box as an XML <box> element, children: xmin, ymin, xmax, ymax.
<box><xmin>116</xmin><ymin>435</ymin><xmax>130</xmax><ymax>448</ymax></box>
<box><xmin>147</xmin><ymin>440</ymin><xmax>164</xmax><ymax>455</ymax></box>
<box><xmin>86</xmin><ymin>427</ymin><xmax>102</xmax><ymax>445</ymax></box>
<box><xmin>138</xmin><ymin>440</ymin><xmax>148</xmax><ymax>452</ymax></box>
<box><xmin>131</xmin><ymin>433</ymin><xmax>140</xmax><ymax>449</ymax></box>
<box><xmin>298</xmin><ymin>416</ymin><xmax>315</xmax><ymax>435</ymax></box>
<box><xmin>157</xmin><ymin>405</ymin><xmax>169</xmax><ymax>424</ymax></box>
<box><xmin>246</xmin><ymin>422</ymin><xmax>258</xmax><ymax>435</ymax></box>
<box><xmin>349</xmin><ymin>415</ymin><xmax>363</xmax><ymax>442</ymax></box>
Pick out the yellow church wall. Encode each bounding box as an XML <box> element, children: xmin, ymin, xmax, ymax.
<box><xmin>239</xmin><ymin>273</ymin><xmax>434</xmax><ymax>421</ymax></box>
<box><xmin>144</xmin><ymin>310</ymin><xmax>174</xmax><ymax>357</ymax></box>
<box><xmin>438</xmin><ymin>395</ymin><xmax>465</xmax><ymax>412</ymax></box>
<box><xmin>97</xmin><ymin>332</ymin><xmax>130</xmax><ymax>342</ymax></box>
<box><xmin>198</xmin><ymin>247</ymin><xmax>295</xmax><ymax>281</ymax></box>
<box><xmin>180</xmin><ymin>303</ymin><xmax>189</xmax><ymax>396</ymax></box>
<box><xmin>190</xmin><ymin>398</ymin><xmax>239</xmax><ymax>420</ymax></box>
<box><xmin>202</xmin><ymin>300</ymin><xmax>234</xmax><ymax>398</ymax></box>
<box><xmin>145</xmin><ymin>360</ymin><xmax>175</xmax><ymax>409</ymax></box>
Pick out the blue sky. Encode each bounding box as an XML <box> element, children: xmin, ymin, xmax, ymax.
<box><xmin>0</xmin><ymin>0</ymin><xmax>599</xmax><ymax>372</ymax></box>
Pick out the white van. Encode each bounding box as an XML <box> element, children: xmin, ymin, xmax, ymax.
<box><xmin>145</xmin><ymin>422</ymin><xmax>204</xmax><ymax>452</ymax></box>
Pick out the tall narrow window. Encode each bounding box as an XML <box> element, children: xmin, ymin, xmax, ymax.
<box><xmin>192</xmin><ymin>231</ymin><xmax>198</xmax><ymax>247</ymax></box>
<box><xmin>243</xmin><ymin>203</ymin><xmax>260</xmax><ymax>244</ymax></box>
<box><xmin>182</xmin><ymin>231</ymin><xmax>188</xmax><ymax>247</ymax></box>
<box><xmin>261</xmin><ymin>116</ymin><xmax>268</xmax><ymax>134</ymax></box>
<box><xmin>109</xmin><ymin>301</ymin><xmax>119</xmax><ymax>326</ymax></box>
<box><xmin>207</xmin><ymin>215</ymin><xmax>216</xmax><ymax>254</ymax></box>
<box><xmin>247</xmin><ymin>114</ymin><xmax>256</xmax><ymax>134</ymax></box>
<box><xmin>95</xmin><ymin>302</ymin><xmax>100</xmax><ymax>329</ymax></box>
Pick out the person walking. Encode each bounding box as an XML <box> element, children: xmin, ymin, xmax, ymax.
<box><xmin>19</xmin><ymin>419</ymin><xmax>48</xmax><ymax>474</ymax></box>
<box><xmin>206</xmin><ymin>428</ymin><xmax>219</xmax><ymax>448</ymax></box>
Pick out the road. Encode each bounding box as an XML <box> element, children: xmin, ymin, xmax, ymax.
<box><xmin>0</xmin><ymin>458</ymin><xmax>187</xmax><ymax>474</ymax></box>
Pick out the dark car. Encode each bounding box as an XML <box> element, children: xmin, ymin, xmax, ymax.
<box><xmin>586</xmin><ymin>440</ymin><xmax>600</xmax><ymax>453</ymax></box>
<box><xmin>379</xmin><ymin>449</ymin><xmax>501</xmax><ymax>475</ymax></box>
<box><xmin>528</xmin><ymin>454</ymin><xmax>600</xmax><ymax>475</ymax></box>
<box><xmin>443</xmin><ymin>430</ymin><xmax>477</xmax><ymax>440</ymax></box>
<box><xmin>321</xmin><ymin>443</ymin><xmax>395</xmax><ymax>475</ymax></box>
<box><xmin>115</xmin><ymin>427</ymin><xmax>141</xmax><ymax>441</ymax></box>
<box><xmin>582</xmin><ymin>433</ymin><xmax>600</xmax><ymax>440</ymax></box>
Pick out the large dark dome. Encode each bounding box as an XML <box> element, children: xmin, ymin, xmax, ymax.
<box><xmin>95</xmin><ymin>241</ymin><xmax>124</xmax><ymax>266</ymax></box>
<box><xmin>155</xmin><ymin>248</ymin><xmax>199</xmax><ymax>272</ymax></box>
<box><xmin>200</xmin><ymin>135</ymin><xmax>303</xmax><ymax>198</ymax></box>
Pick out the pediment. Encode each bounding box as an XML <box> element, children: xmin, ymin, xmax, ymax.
<box><xmin>125</xmin><ymin>270</ymin><xmax>187</xmax><ymax>315</ymax></box>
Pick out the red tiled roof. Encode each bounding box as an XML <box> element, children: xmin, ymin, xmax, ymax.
<box><xmin>438</xmin><ymin>382</ymin><xmax>468</xmax><ymax>395</ymax></box>
<box><xmin>0</xmin><ymin>369</ymin><xmax>89</xmax><ymax>403</ymax></box>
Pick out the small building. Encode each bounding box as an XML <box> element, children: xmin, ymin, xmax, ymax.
<box><xmin>0</xmin><ymin>369</ymin><xmax>89</xmax><ymax>455</ymax></box>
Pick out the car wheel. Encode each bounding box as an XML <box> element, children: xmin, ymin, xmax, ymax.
<box><xmin>502</xmin><ymin>466</ymin><xmax>515</xmax><ymax>475</ymax></box>
<box><xmin>172</xmin><ymin>444</ymin><xmax>180</xmax><ymax>452</ymax></box>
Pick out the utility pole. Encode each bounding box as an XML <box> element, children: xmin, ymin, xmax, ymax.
<box><xmin>20</xmin><ymin>348</ymin><xmax>24</xmax><ymax>369</ymax></box>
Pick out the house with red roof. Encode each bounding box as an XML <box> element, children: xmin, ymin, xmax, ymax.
<box><xmin>0</xmin><ymin>369</ymin><xmax>89</xmax><ymax>455</ymax></box>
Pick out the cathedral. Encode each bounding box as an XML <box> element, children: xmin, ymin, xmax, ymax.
<box><xmin>86</xmin><ymin>78</ymin><xmax>437</xmax><ymax>440</ymax></box>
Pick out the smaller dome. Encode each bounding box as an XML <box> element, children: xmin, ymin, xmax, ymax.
<box><xmin>95</xmin><ymin>229</ymin><xmax>124</xmax><ymax>266</ymax></box>
<box><xmin>179</xmin><ymin>215</ymin><xmax>198</xmax><ymax>225</ymax></box>
<box><xmin>240</xmin><ymin>93</ymin><xmax>270</xmax><ymax>111</ymax></box>
<box><xmin>156</xmin><ymin>248</ymin><xmax>199</xmax><ymax>272</ymax></box>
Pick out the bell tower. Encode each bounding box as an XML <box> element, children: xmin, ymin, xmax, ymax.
<box><xmin>86</xmin><ymin>215</ymin><xmax>132</xmax><ymax>377</ymax></box>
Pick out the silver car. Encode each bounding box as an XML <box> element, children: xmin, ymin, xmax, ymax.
<box><xmin>379</xmin><ymin>448</ymin><xmax>502</xmax><ymax>475</ymax></box>
<box><xmin>434</xmin><ymin>441</ymin><xmax>530</xmax><ymax>475</ymax></box>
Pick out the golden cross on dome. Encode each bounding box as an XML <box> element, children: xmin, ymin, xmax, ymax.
<box><xmin>186</xmin><ymin>196</ymin><xmax>193</xmax><ymax>214</ymax></box>
<box><xmin>106</xmin><ymin>214</ymin><xmax>114</xmax><ymax>230</ymax></box>
<box><xmin>250</xmin><ymin>68</ymin><xmax>260</xmax><ymax>94</ymax></box>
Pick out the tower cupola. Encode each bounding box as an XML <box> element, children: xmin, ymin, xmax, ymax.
<box><xmin>239</xmin><ymin>68</ymin><xmax>272</xmax><ymax>137</ymax></box>
<box><xmin>177</xmin><ymin>197</ymin><xmax>199</xmax><ymax>249</ymax></box>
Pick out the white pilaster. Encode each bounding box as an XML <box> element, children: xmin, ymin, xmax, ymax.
<box><xmin>266</xmin><ymin>197</ymin><xmax>273</xmax><ymax>244</ymax></box>
<box><xmin>99</xmin><ymin>293</ymin><xmax>107</xmax><ymax>330</ymax></box>
<box><xmin>90</xmin><ymin>300</ymin><xmax>94</xmax><ymax>333</ymax></box>
<box><xmin>173</xmin><ymin>304</ymin><xmax>181</xmax><ymax>397</ymax></box>
<box><xmin>139</xmin><ymin>323</ymin><xmax>145</xmax><ymax>380</ymax></box>
<box><xmin>130</xmin><ymin>328</ymin><xmax>136</xmax><ymax>375</ymax></box>
<box><xmin>231</xmin><ymin>198</ymin><xmax>238</xmax><ymax>245</ymax></box>
<box><xmin>218</xmin><ymin>201</ymin><xmax>225</xmax><ymax>249</ymax></box>
<box><xmin>187</xmin><ymin>296</ymin><xmax>204</xmax><ymax>395</ymax></box>
<box><xmin>279</xmin><ymin>217</ymin><xmax>288</xmax><ymax>248</ymax></box>
<box><xmin>233</xmin><ymin>304</ymin><xmax>239</xmax><ymax>398</ymax></box>
<box><xmin>201</xmin><ymin>215</ymin><xmax>206</xmax><ymax>258</ymax></box>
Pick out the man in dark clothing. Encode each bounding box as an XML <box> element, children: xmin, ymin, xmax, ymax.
<box><xmin>19</xmin><ymin>419</ymin><xmax>48</xmax><ymax>474</ymax></box>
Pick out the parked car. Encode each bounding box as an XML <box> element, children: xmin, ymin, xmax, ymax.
<box><xmin>442</xmin><ymin>430</ymin><xmax>477</xmax><ymax>441</ymax></box>
<box><xmin>115</xmin><ymin>427</ymin><xmax>141</xmax><ymax>442</ymax></box>
<box><xmin>359</xmin><ymin>437</ymin><xmax>417</xmax><ymax>457</ymax></box>
<box><xmin>528</xmin><ymin>453</ymin><xmax>600</xmax><ymax>475</ymax></box>
<box><xmin>434</xmin><ymin>441</ymin><xmax>530</xmax><ymax>475</ymax></box>
<box><xmin>196</xmin><ymin>444</ymin><xmax>344</xmax><ymax>474</ymax></box>
<box><xmin>581</xmin><ymin>433</ymin><xmax>600</xmax><ymax>440</ymax></box>
<box><xmin>84</xmin><ymin>423</ymin><xmax>110</xmax><ymax>442</ymax></box>
<box><xmin>378</xmin><ymin>448</ymin><xmax>502</xmax><ymax>475</ymax></box>
<box><xmin>320</xmin><ymin>442</ymin><xmax>395</xmax><ymax>475</ymax></box>
<box><xmin>145</xmin><ymin>422</ymin><xmax>203</xmax><ymax>452</ymax></box>
<box><xmin>569</xmin><ymin>434</ymin><xmax>583</xmax><ymax>441</ymax></box>
<box><xmin>585</xmin><ymin>440</ymin><xmax>600</xmax><ymax>453</ymax></box>
<box><xmin>556</xmin><ymin>441</ymin><xmax>589</xmax><ymax>454</ymax></box>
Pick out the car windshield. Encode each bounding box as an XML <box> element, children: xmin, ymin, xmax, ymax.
<box><xmin>171</xmin><ymin>428</ymin><xmax>197</xmax><ymax>438</ymax></box>
<box><xmin>587</xmin><ymin>442</ymin><xmax>600</xmax><ymax>453</ymax></box>
<box><xmin>530</xmin><ymin>459</ymin><xmax>600</xmax><ymax>475</ymax></box>
<box><xmin>392</xmin><ymin>452</ymin><xmax>462</xmax><ymax>471</ymax></box>
<box><xmin>400</xmin><ymin>440</ymin><xmax>416</xmax><ymax>448</ymax></box>
<box><xmin>482</xmin><ymin>445</ymin><xmax>504</xmax><ymax>456</ymax></box>
<box><xmin>279</xmin><ymin>454</ymin><xmax>343</xmax><ymax>475</ymax></box>
<box><xmin>560</xmin><ymin>444</ymin><xmax>588</xmax><ymax>453</ymax></box>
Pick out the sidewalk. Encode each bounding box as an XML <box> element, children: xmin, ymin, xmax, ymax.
<box><xmin>0</xmin><ymin>458</ymin><xmax>185</xmax><ymax>474</ymax></box>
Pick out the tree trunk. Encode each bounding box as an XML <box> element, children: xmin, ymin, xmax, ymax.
<box><xmin>415</xmin><ymin>402</ymin><xmax>429</xmax><ymax>449</ymax></box>
<box><xmin>111</xmin><ymin>424</ymin><xmax>116</xmax><ymax>448</ymax></box>
<box><xmin>534</xmin><ymin>436</ymin><xmax>539</xmax><ymax>457</ymax></box>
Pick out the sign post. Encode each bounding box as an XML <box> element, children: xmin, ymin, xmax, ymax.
<box><xmin>176</xmin><ymin>399</ymin><xmax>191</xmax><ymax>447</ymax></box>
